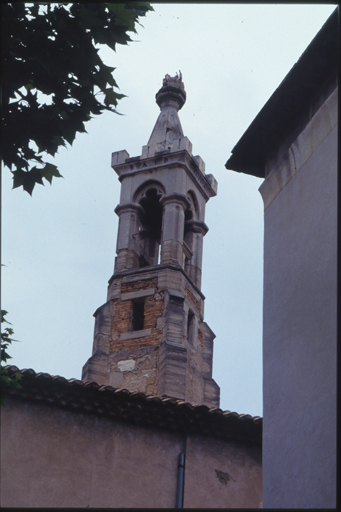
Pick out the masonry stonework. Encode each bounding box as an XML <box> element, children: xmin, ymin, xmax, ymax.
<box><xmin>82</xmin><ymin>73</ymin><xmax>219</xmax><ymax>408</ymax></box>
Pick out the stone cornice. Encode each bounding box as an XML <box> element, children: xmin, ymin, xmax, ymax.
<box><xmin>112</xmin><ymin>150</ymin><xmax>217</xmax><ymax>201</ymax></box>
<box><xmin>108</xmin><ymin>262</ymin><xmax>206</xmax><ymax>300</ymax></box>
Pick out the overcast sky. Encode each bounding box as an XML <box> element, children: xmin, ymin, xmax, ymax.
<box><xmin>2</xmin><ymin>3</ymin><xmax>336</xmax><ymax>416</ymax></box>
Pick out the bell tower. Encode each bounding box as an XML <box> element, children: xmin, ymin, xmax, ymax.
<box><xmin>82</xmin><ymin>73</ymin><xmax>220</xmax><ymax>408</ymax></box>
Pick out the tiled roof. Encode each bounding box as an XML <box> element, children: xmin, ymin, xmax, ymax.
<box><xmin>3</xmin><ymin>366</ymin><xmax>262</xmax><ymax>445</ymax></box>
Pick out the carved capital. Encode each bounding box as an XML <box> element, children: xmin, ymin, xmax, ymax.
<box><xmin>184</xmin><ymin>219</ymin><xmax>209</xmax><ymax>236</ymax></box>
<box><xmin>114</xmin><ymin>202</ymin><xmax>144</xmax><ymax>217</ymax></box>
<box><xmin>160</xmin><ymin>193</ymin><xmax>191</xmax><ymax>210</ymax></box>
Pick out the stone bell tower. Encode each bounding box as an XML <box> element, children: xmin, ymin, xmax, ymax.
<box><xmin>82</xmin><ymin>73</ymin><xmax>220</xmax><ymax>407</ymax></box>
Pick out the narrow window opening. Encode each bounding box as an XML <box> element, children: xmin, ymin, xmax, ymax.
<box><xmin>187</xmin><ymin>310</ymin><xmax>194</xmax><ymax>345</ymax></box>
<box><xmin>183</xmin><ymin>239</ymin><xmax>192</xmax><ymax>272</ymax></box>
<box><xmin>131</xmin><ymin>298</ymin><xmax>145</xmax><ymax>331</ymax></box>
<box><xmin>183</xmin><ymin>200</ymin><xmax>194</xmax><ymax>273</ymax></box>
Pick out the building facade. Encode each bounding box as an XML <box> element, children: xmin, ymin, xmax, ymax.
<box><xmin>1</xmin><ymin>367</ymin><xmax>262</xmax><ymax>508</ymax></box>
<box><xmin>226</xmin><ymin>9</ymin><xmax>338</xmax><ymax>508</ymax></box>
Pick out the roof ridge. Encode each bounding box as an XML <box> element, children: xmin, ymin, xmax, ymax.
<box><xmin>2</xmin><ymin>365</ymin><xmax>262</xmax><ymax>423</ymax></box>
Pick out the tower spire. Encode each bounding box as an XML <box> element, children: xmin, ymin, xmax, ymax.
<box><xmin>146</xmin><ymin>72</ymin><xmax>186</xmax><ymax>154</ymax></box>
<box><xmin>82</xmin><ymin>75</ymin><xmax>220</xmax><ymax>408</ymax></box>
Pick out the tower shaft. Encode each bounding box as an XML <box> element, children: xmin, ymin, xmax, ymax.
<box><xmin>82</xmin><ymin>74</ymin><xmax>219</xmax><ymax>407</ymax></box>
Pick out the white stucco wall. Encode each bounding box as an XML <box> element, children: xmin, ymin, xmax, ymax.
<box><xmin>261</xmin><ymin>88</ymin><xmax>337</xmax><ymax>508</ymax></box>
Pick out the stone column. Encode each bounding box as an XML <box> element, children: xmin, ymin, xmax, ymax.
<box><xmin>184</xmin><ymin>220</ymin><xmax>208</xmax><ymax>289</ymax></box>
<box><xmin>114</xmin><ymin>203</ymin><xmax>144</xmax><ymax>272</ymax></box>
<box><xmin>160</xmin><ymin>193</ymin><xmax>190</xmax><ymax>266</ymax></box>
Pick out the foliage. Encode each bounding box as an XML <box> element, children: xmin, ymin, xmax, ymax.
<box><xmin>1</xmin><ymin>310</ymin><xmax>22</xmax><ymax>404</ymax></box>
<box><xmin>1</xmin><ymin>2</ymin><xmax>153</xmax><ymax>195</ymax></box>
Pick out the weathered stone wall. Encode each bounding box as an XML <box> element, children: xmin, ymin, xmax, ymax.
<box><xmin>1</xmin><ymin>397</ymin><xmax>262</xmax><ymax>508</ymax></box>
<box><xmin>185</xmin><ymin>286</ymin><xmax>201</xmax><ymax>316</ymax></box>
<box><xmin>83</xmin><ymin>266</ymin><xmax>219</xmax><ymax>408</ymax></box>
<box><xmin>108</xmin><ymin>346</ymin><xmax>160</xmax><ymax>393</ymax></box>
<box><xmin>107</xmin><ymin>276</ymin><xmax>164</xmax><ymax>393</ymax></box>
<box><xmin>110</xmin><ymin>277</ymin><xmax>164</xmax><ymax>351</ymax></box>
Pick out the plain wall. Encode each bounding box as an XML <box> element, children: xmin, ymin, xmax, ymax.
<box><xmin>261</xmin><ymin>89</ymin><xmax>337</xmax><ymax>508</ymax></box>
<box><xmin>1</xmin><ymin>396</ymin><xmax>262</xmax><ymax>508</ymax></box>
<box><xmin>184</xmin><ymin>434</ymin><xmax>262</xmax><ymax>508</ymax></box>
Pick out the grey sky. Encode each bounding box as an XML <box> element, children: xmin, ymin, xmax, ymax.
<box><xmin>2</xmin><ymin>4</ymin><xmax>335</xmax><ymax>416</ymax></box>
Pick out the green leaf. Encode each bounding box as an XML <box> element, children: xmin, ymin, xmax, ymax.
<box><xmin>12</xmin><ymin>169</ymin><xmax>27</xmax><ymax>190</ymax></box>
<box><xmin>2</xmin><ymin>2</ymin><xmax>153</xmax><ymax>192</ymax></box>
<box><xmin>1</xmin><ymin>311</ymin><xmax>9</xmax><ymax>323</ymax></box>
<box><xmin>51</xmin><ymin>135</ymin><xmax>66</xmax><ymax>148</ymax></box>
<box><xmin>24</xmin><ymin>83</ymin><xmax>35</xmax><ymax>91</ymax></box>
<box><xmin>104</xmin><ymin>88</ymin><xmax>126</xmax><ymax>107</ymax></box>
<box><xmin>40</xmin><ymin>163</ymin><xmax>63</xmax><ymax>184</ymax></box>
<box><xmin>59</xmin><ymin>110</ymin><xmax>70</xmax><ymax>120</ymax></box>
<box><xmin>12</xmin><ymin>167</ymin><xmax>45</xmax><ymax>195</ymax></box>
<box><xmin>1</xmin><ymin>310</ymin><xmax>21</xmax><ymax>371</ymax></box>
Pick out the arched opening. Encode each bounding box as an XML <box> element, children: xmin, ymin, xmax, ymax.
<box><xmin>137</xmin><ymin>187</ymin><xmax>163</xmax><ymax>267</ymax></box>
<box><xmin>183</xmin><ymin>191</ymin><xmax>198</xmax><ymax>272</ymax></box>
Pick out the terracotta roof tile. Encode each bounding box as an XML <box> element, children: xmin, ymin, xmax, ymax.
<box><xmin>3</xmin><ymin>365</ymin><xmax>262</xmax><ymax>445</ymax></box>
